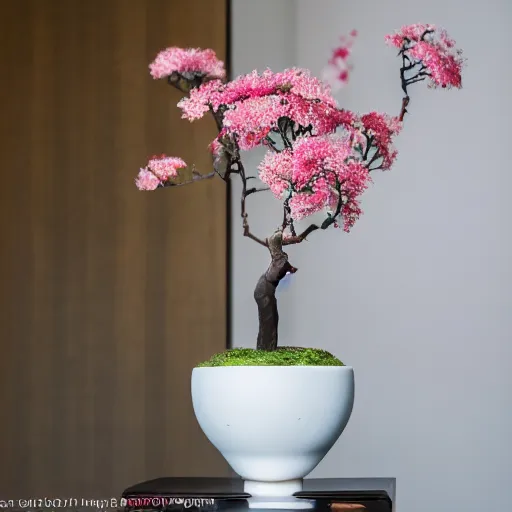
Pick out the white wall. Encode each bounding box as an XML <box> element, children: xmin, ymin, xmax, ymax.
<box><xmin>232</xmin><ymin>1</ymin><xmax>512</xmax><ymax>511</ymax></box>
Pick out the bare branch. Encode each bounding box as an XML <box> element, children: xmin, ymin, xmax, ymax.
<box><xmin>282</xmin><ymin>223</ymin><xmax>320</xmax><ymax>245</ymax></box>
<box><xmin>399</xmin><ymin>95</ymin><xmax>410</xmax><ymax>122</ymax></box>
<box><xmin>277</xmin><ymin>117</ymin><xmax>293</xmax><ymax>150</ymax></box>
<box><xmin>420</xmin><ymin>29</ymin><xmax>435</xmax><ymax>41</ymax></box>
<box><xmin>405</xmin><ymin>76</ymin><xmax>428</xmax><ymax>86</ymax></box>
<box><xmin>366</xmin><ymin>149</ymin><xmax>382</xmax><ymax>169</ymax></box>
<box><xmin>238</xmin><ymin>158</ymin><xmax>268</xmax><ymax>247</ymax></box>
<box><xmin>264</xmin><ymin>136</ymin><xmax>281</xmax><ymax>152</ymax></box>
<box><xmin>246</xmin><ymin>186</ymin><xmax>270</xmax><ymax>196</ymax></box>
<box><xmin>362</xmin><ymin>134</ymin><xmax>374</xmax><ymax>161</ymax></box>
<box><xmin>166</xmin><ymin>71</ymin><xmax>204</xmax><ymax>94</ymax></box>
<box><xmin>159</xmin><ymin>170</ymin><xmax>216</xmax><ymax>188</ymax></box>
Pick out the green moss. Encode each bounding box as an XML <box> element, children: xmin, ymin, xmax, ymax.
<box><xmin>196</xmin><ymin>347</ymin><xmax>344</xmax><ymax>367</ymax></box>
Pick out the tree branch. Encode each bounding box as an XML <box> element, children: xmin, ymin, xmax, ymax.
<box><xmin>159</xmin><ymin>169</ymin><xmax>216</xmax><ymax>188</ymax></box>
<box><xmin>277</xmin><ymin>117</ymin><xmax>293</xmax><ymax>150</ymax></box>
<box><xmin>264</xmin><ymin>135</ymin><xmax>281</xmax><ymax>152</ymax></box>
<box><xmin>238</xmin><ymin>158</ymin><xmax>268</xmax><ymax>247</ymax></box>
<box><xmin>282</xmin><ymin>175</ymin><xmax>345</xmax><ymax>245</ymax></box>
<box><xmin>166</xmin><ymin>71</ymin><xmax>204</xmax><ymax>94</ymax></box>
<box><xmin>405</xmin><ymin>76</ymin><xmax>428</xmax><ymax>86</ymax></box>
<box><xmin>366</xmin><ymin>149</ymin><xmax>382</xmax><ymax>169</ymax></box>
<box><xmin>362</xmin><ymin>134</ymin><xmax>374</xmax><ymax>161</ymax></box>
<box><xmin>398</xmin><ymin>31</ymin><xmax>433</xmax><ymax>122</ymax></box>
<box><xmin>399</xmin><ymin>95</ymin><xmax>410</xmax><ymax>122</ymax></box>
<box><xmin>246</xmin><ymin>186</ymin><xmax>270</xmax><ymax>196</ymax></box>
<box><xmin>281</xmin><ymin>196</ymin><xmax>296</xmax><ymax>236</ymax></box>
<box><xmin>282</xmin><ymin>223</ymin><xmax>319</xmax><ymax>245</ymax></box>
<box><xmin>420</xmin><ymin>29</ymin><xmax>434</xmax><ymax>41</ymax></box>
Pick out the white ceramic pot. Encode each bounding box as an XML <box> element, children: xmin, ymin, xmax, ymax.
<box><xmin>191</xmin><ymin>366</ymin><xmax>354</xmax><ymax>498</ymax></box>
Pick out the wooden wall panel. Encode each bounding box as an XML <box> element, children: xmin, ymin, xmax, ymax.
<box><xmin>0</xmin><ymin>0</ymin><xmax>230</xmax><ymax>498</ymax></box>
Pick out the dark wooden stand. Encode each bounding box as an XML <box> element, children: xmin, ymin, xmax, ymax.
<box><xmin>121</xmin><ymin>477</ymin><xmax>395</xmax><ymax>512</ymax></box>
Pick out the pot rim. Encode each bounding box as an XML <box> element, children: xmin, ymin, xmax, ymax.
<box><xmin>192</xmin><ymin>365</ymin><xmax>353</xmax><ymax>371</ymax></box>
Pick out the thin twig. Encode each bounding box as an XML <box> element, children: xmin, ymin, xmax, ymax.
<box><xmin>160</xmin><ymin>171</ymin><xmax>216</xmax><ymax>188</ymax></box>
<box><xmin>238</xmin><ymin>158</ymin><xmax>268</xmax><ymax>247</ymax></box>
<box><xmin>405</xmin><ymin>76</ymin><xmax>427</xmax><ymax>86</ymax></box>
<box><xmin>246</xmin><ymin>186</ymin><xmax>270</xmax><ymax>196</ymax></box>
<box><xmin>362</xmin><ymin>134</ymin><xmax>374</xmax><ymax>161</ymax></box>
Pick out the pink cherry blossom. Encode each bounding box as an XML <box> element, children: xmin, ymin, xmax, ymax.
<box><xmin>135</xmin><ymin>168</ymin><xmax>160</xmax><ymax>191</ymax></box>
<box><xmin>385</xmin><ymin>25</ymin><xmax>463</xmax><ymax>89</ymax></box>
<box><xmin>286</xmin><ymin>95</ymin><xmax>349</xmax><ymax>136</ymax></box>
<box><xmin>439</xmin><ymin>28</ymin><xmax>456</xmax><ymax>49</ymax></box>
<box><xmin>384</xmin><ymin>33</ymin><xmax>404</xmax><ymax>48</ymax></box>
<box><xmin>138</xmin><ymin>26</ymin><xmax>465</xmax><ymax>237</ymax></box>
<box><xmin>227</xmin><ymin>95</ymin><xmax>351</xmax><ymax>150</ymax></box>
<box><xmin>285</xmin><ymin>69</ymin><xmax>337</xmax><ymax>106</ymax></box>
<box><xmin>359</xmin><ymin>112</ymin><xmax>402</xmax><ymax>169</ymax></box>
<box><xmin>289</xmin><ymin>189</ymin><xmax>331</xmax><ymax>220</ymax></box>
<box><xmin>290</xmin><ymin>135</ymin><xmax>353</xmax><ymax>189</ymax></box>
<box><xmin>218</xmin><ymin>68</ymin><xmax>337</xmax><ymax>107</ymax></box>
<box><xmin>148</xmin><ymin>155</ymin><xmax>187</xmax><ymax>181</ymax></box>
<box><xmin>178</xmin><ymin>68</ymin><xmax>338</xmax><ymax>123</ymax></box>
<box><xmin>258</xmin><ymin>135</ymin><xmax>371</xmax><ymax>231</ymax></box>
<box><xmin>337</xmin><ymin>160</ymin><xmax>372</xmax><ymax>230</ymax></box>
<box><xmin>288</xmin><ymin>156</ymin><xmax>371</xmax><ymax>231</ymax></box>
<box><xmin>341</xmin><ymin>199</ymin><xmax>364</xmax><ymax>232</ymax></box>
<box><xmin>404</xmin><ymin>23</ymin><xmax>436</xmax><ymax>40</ymax></box>
<box><xmin>149</xmin><ymin>47</ymin><xmax>225</xmax><ymax>80</ymax></box>
<box><xmin>209</xmin><ymin>138</ymin><xmax>222</xmax><ymax>156</ymax></box>
<box><xmin>258</xmin><ymin>149</ymin><xmax>293</xmax><ymax>198</ymax></box>
<box><xmin>385</xmin><ymin>23</ymin><xmax>436</xmax><ymax>47</ymax></box>
<box><xmin>178</xmin><ymin>79</ymin><xmax>225</xmax><ymax>120</ymax></box>
<box><xmin>408</xmin><ymin>41</ymin><xmax>463</xmax><ymax>88</ymax></box>
<box><xmin>322</xmin><ymin>30</ymin><xmax>357</xmax><ymax>92</ymax></box>
<box><xmin>222</xmin><ymin>95</ymin><xmax>288</xmax><ymax>150</ymax></box>
<box><xmin>336</xmin><ymin>109</ymin><xmax>357</xmax><ymax>128</ymax></box>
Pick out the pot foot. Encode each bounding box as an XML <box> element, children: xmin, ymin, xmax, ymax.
<box><xmin>244</xmin><ymin>479</ymin><xmax>303</xmax><ymax>497</ymax></box>
<box><xmin>244</xmin><ymin>479</ymin><xmax>313</xmax><ymax>508</ymax></box>
<box><xmin>247</xmin><ymin>497</ymin><xmax>315</xmax><ymax>510</ymax></box>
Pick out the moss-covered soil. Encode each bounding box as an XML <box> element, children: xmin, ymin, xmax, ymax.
<box><xmin>196</xmin><ymin>346</ymin><xmax>344</xmax><ymax>367</ymax></box>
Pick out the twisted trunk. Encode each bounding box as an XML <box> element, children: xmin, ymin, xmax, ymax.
<box><xmin>254</xmin><ymin>230</ymin><xmax>297</xmax><ymax>351</ymax></box>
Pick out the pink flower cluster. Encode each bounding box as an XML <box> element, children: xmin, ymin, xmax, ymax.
<box><xmin>359</xmin><ymin>112</ymin><xmax>402</xmax><ymax>169</ymax></box>
<box><xmin>149</xmin><ymin>47</ymin><xmax>225</xmax><ymax>80</ymax></box>
<box><xmin>258</xmin><ymin>135</ymin><xmax>371</xmax><ymax>231</ymax></box>
<box><xmin>258</xmin><ymin>149</ymin><xmax>293</xmax><ymax>198</ymax></box>
<box><xmin>385</xmin><ymin>23</ymin><xmax>436</xmax><ymax>46</ymax></box>
<box><xmin>179</xmin><ymin>68</ymin><xmax>354</xmax><ymax>150</ymax></box>
<box><xmin>135</xmin><ymin>155</ymin><xmax>187</xmax><ymax>190</ymax></box>
<box><xmin>322</xmin><ymin>30</ymin><xmax>357</xmax><ymax>92</ymax></box>
<box><xmin>385</xmin><ymin>24</ymin><xmax>463</xmax><ymax>89</ymax></box>
<box><xmin>178</xmin><ymin>68</ymin><xmax>346</xmax><ymax>149</ymax></box>
<box><xmin>179</xmin><ymin>67</ymin><xmax>337</xmax><ymax>115</ymax></box>
<box><xmin>178</xmin><ymin>79</ymin><xmax>224</xmax><ymax>120</ymax></box>
<box><xmin>138</xmin><ymin>24</ymin><xmax>465</xmax><ymax>232</ymax></box>
<box><xmin>135</xmin><ymin>168</ymin><xmax>160</xmax><ymax>191</ymax></box>
<box><xmin>222</xmin><ymin>94</ymin><xmax>354</xmax><ymax>151</ymax></box>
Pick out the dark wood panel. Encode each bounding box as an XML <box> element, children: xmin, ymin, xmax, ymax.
<box><xmin>0</xmin><ymin>0</ymin><xmax>229</xmax><ymax>498</ymax></box>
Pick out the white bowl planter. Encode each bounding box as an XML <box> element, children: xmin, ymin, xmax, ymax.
<box><xmin>191</xmin><ymin>366</ymin><xmax>354</xmax><ymax>498</ymax></box>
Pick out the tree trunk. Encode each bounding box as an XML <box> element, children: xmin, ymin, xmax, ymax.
<box><xmin>253</xmin><ymin>230</ymin><xmax>297</xmax><ymax>351</ymax></box>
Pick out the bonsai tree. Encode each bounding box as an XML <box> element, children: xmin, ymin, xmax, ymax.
<box><xmin>136</xmin><ymin>24</ymin><xmax>464</xmax><ymax>355</ymax></box>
